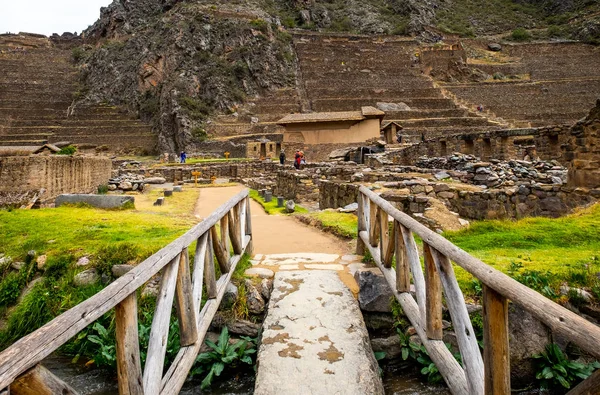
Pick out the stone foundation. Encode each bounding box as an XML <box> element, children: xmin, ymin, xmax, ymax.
<box><xmin>0</xmin><ymin>156</ymin><xmax>112</xmax><ymax>207</ymax></box>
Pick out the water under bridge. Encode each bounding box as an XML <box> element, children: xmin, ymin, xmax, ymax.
<box><xmin>0</xmin><ymin>187</ymin><xmax>599</xmax><ymax>395</ymax></box>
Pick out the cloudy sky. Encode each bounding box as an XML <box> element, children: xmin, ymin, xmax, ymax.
<box><xmin>1</xmin><ymin>0</ymin><xmax>113</xmax><ymax>36</ymax></box>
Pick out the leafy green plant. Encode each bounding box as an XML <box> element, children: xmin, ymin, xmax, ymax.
<box><xmin>87</xmin><ymin>322</ymin><xmax>117</xmax><ymax>368</ymax></box>
<box><xmin>397</xmin><ymin>329</ymin><xmax>418</xmax><ymax>361</ymax></box>
<box><xmin>97</xmin><ymin>184</ymin><xmax>109</xmax><ymax>195</ymax></box>
<box><xmin>57</xmin><ymin>145</ymin><xmax>77</xmax><ymax>156</ymax></box>
<box><xmin>192</xmin><ymin>327</ymin><xmax>256</xmax><ymax>389</ymax></box>
<box><xmin>533</xmin><ymin>343</ymin><xmax>600</xmax><ymax>390</ymax></box>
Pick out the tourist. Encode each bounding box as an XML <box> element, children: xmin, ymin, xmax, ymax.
<box><xmin>477</xmin><ymin>104</ymin><xmax>484</xmax><ymax>112</ymax></box>
<box><xmin>300</xmin><ymin>152</ymin><xmax>306</xmax><ymax>168</ymax></box>
<box><xmin>294</xmin><ymin>150</ymin><xmax>301</xmax><ymax>169</ymax></box>
<box><xmin>421</xmin><ymin>133</ymin><xmax>425</xmax><ymax>142</ymax></box>
<box><xmin>279</xmin><ymin>150</ymin><xmax>286</xmax><ymax>165</ymax></box>
<box><xmin>180</xmin><ymin>151</ymin><xmax>187</xmax><ymax>163</ymax></box>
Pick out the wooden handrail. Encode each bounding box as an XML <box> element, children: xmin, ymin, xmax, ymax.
<box><xmin>0</xmin><ymin>189</ymin><xmax>252</xmax><ymax>394</ymax></box>
<box><xmin>358</xmin><ymin>186</ymin><xmax>600</xmax><ymax>394</ymax></box>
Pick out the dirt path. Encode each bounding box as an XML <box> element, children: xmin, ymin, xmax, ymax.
<box><xmin>193</xmin><ymin>185</ymin><xmax>350</xmax><ymax>255</ymax></box>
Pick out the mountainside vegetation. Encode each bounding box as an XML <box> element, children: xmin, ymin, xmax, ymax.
<box><xmin>74</xmin><ymin>0</ymin><xmax>600</xmax><ymax>152</ymax></box>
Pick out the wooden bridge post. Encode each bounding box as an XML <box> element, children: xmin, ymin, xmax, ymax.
<box><xmin>394</xmin><ymin>221</ymin><xmax>410</xmax><ymax>292</ymax></box>
<box><xmin>175</xmin><ymin>248</ymin><xmax>198</xmax><ymax>347</ymax></box>
<box><xmin>423</xmin><ymin>244</ymin><xmax>443</xmax><ymax>340</ymax></box>
<box><xmin>369</xmin><ymin>200</ymin><xmax>379</xmax><ymax>247</ymax></box>
<box><xmin>115</xmin><ymin>293</ymin><xmax>144</xmax><ymax>395</ymax></box>
<box><xmin>483</xmin><ymin>285</ymin><xmax>510</xmax><ymax>395</ymax></box>
<box><xmin>379</xmin><ymin>208</ymin><xmax>394</xmax><ymax>268</ymax></box>
<box><xmin>245</xmin><ymin>196</ymin><xmax>253</xmax><ymax>255</ymax></box>
<box><xmin>356</xmin><ymin>193</ymin><xmax>366</xmax><ymax>255</ymax></box>
<box><xmin>10</xmin><ymin>365</ymin><xmax>78</xmax><ymax>395</ymax></box>
<box><xmin>204</xmin><ymin>233</ymin><xmax>217</xmax><ymax>299</ymax></box>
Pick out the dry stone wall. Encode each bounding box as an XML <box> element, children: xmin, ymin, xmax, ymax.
<box><xmin>0</xmin><ymin>156</ymin><xmax>112</xmax><ymax>207</ymax></box>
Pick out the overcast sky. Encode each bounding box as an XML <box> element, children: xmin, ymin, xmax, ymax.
<box><xmin>1</xmin><ymin>0</ymin><xmax>114</xmax><ymax>36</ymax></box>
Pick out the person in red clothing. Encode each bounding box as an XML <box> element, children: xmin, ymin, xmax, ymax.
<box><xmin>294</xmin><ymin>150</ymin><xmax>301</xmax><ymax>169</ymax></box>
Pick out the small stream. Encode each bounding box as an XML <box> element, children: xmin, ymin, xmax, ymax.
<box><xmin>44</xmin><ymin>354</ymin><xmax>448</xmax><ymax>394</ymax></box>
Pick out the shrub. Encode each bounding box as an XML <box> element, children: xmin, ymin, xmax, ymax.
<box><xmin>511</xmin><ymin>28</ymin><xmax>532</xmax><ymax>41</ymax></box>
<box><xmin>191</xmin><ymin>126</ymin><xmax>208</xmax><ymax>142</ymax></box>
<box><xmin>250</xmin><ymin>19</ymin><xmax>269</xmax><ymax>33</ymax></box>
<box><xmin>71</xmin><ymin>47</ymin><xmax>86</xmax><ymax>63</ymax></box>
<box><xmin>281</xmin><ymin>17</ymin><xmax>297</xmax><ymax>28</ymax></box>
<box><xmin>533</xmin><ymin>343</ymin><xmax>600</xmax><ymax>390</ymax></box>
<box><xmin>57</xmin><ymin>145</ymin><xmax>77</xmax><ymax>156</ymax></box>
<box><xmin>179</xmin><ymin>96</ymin><xmax>211</xmax><ymax>120</ymax></box>
<box><xmin>97</xmin><ymin>184</ymin><xmax>109</xmax><ymax>195</ymax></box>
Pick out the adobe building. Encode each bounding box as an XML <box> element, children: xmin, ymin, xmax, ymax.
<box><xmin>278</xmin><ymin>106</ymin><xmax>385</xmax><ymax>146</ymax></box>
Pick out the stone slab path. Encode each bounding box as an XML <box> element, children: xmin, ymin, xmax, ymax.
<box><xmin>254</xmin><ymin>270</ymin><xmax>384</xmax><ymax>395</ymax></box>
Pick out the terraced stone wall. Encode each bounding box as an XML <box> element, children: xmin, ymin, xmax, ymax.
<box><xmin>369</xmin><ymin>125</ymin><xmax>572</xmax><ymax>167</ymax></box>
<box><xmin>0</xmin><ymin>156</ymin><xmax>111</xmax><ymax>207</ymax></box>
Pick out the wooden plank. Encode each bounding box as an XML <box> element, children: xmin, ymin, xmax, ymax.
<box><xmin>239</xmin><ymin>200</ymin><xmax>246</xmax><ymax>247</ymax></box>
<box><xmin>204</xmin><ymin>233</ymin><xmax>217</xmax><ymax>299</ymax></box>
<box><xmin>211</xmin><ymin>225</ymin><xmax>230</xmax><ymax>274</ymax></box>
<box><xmin>358</xmin><ymin>185</ymin><xmax>600</xmax><ymax>361</ymax></box>
<box><xmin>115</xmin><ymin>293</ymin><xmax>144</xmax><ymax>395</ymax></box>
<box><xmin>244</xmin><ymin>196</ymin><xmax>254</xmax><ymax>255</ymax></box>
<box><xmin>430</xmin><ymin>247</ymin><xmax>484</xmax><ymax>395</ymax></box>
<box><xmin>220</xmin><ymin>215</ymin><xmax>230</xmax><ymax>257</ymax></box>
<box><xmin>394</xmin><ymin>221</ymin><xmax>410</xmax><ymax>293</ymax></box>
<box><xmin>423</xmin><ymin>244</ymin><xmax>443</xmax><ymax>341</ymax></box>
<box><xmin>192</xmin><ymin>233</ymin><xmax>208</xmax><ymax>311</ymax></box>
<box><xmin>10</xmin><ymin>364</ymin><xmax>78</xmax><ymax>395</ymax></box>
<box><xmin>359</xmin><ymin>231</ymin><xmax>468</xmax><ymax>394</ymax></box>
<box><xmin>369</xmin><ymin>199</ymin><xmax>379</xmax><ymax>247</ymax></box>
<box><xmin>483</xmin><ymin>285</ymin><xmax>510</xmax><ymax>395</ymax></box>
<box><xmin>228</xmin><ymin>204</ymin><xmax>243</xmax><ymax>255</ymax></box>
<box><xmin>398</xmin><ymin>224</ymin><xmax>426</xmax><ymax>319</ymax></box>
<box><xmin>356</xmin><ymin>193</ymin><xmax>366</xmax><ymax>255</ymax></box>
<box><xmin>0</xmin><ymin>189</ymin><xmax>250</xmax><ymax>390</ymax></box>
<box><xmin>160</xmin><ymin>237</ymin><xmax>251</xmax><ymax>395</ymax></box>
<box><xmin>175</xmin><ymin>248</ymin><xmax>198</xmax><ymax>347</ymax></box>
<box><xmin>567</xmin><ymin>368</ymin><xmax>600</xmax><ymax>395</ymax></box>
<box><xmin>142</xmin><ymin>257</ymin><xmax>179</xmax><ymax>394</ymax></box>
<box><xmin>379</xmin><ymin>208</ymin><xmax>394</xmax><ymax>268</ymax></box>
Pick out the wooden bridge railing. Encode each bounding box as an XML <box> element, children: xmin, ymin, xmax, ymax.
<box><xmin>0</xmin><ymin>189</ymin><xmax>253</xmax><ymax>395</ymax></box>
<box><xmin>357</xmin><ymin>186</ymin><xmax>600</xmax><ymax>395</ymax></box>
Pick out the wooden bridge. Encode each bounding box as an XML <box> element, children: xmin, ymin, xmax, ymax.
<box><xmin>0</xmin><ymin>187</ymin><xmax>599</xmax><ymax>394</ymax></box>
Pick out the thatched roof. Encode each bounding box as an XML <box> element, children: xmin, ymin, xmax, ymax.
<box><xmin>277</xmin><ymin>106</ymin><xmax>384</xmax><ymax>125</ymax></box>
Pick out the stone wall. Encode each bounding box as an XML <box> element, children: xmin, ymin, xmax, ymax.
<box><xmin>319</xmin><ymin>179</ymin><xmax>597</xmax><ymax>220</ymax></box>
<box><xmin>565</xmin><ymin>99</ymin><xmax>600</xmax><ymax>189</ymax></box>
<box><xmin>0</xmin><ymin>156</ymin><xmax>112</xmax><ymax>207</ymax></box>
<box><xmin>368</xmin><ymin>125</ymin><xmax>572</xmax><ymax>167</ymax></box>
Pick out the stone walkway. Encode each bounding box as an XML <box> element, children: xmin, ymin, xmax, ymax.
<box><xmin>254</xmin><ymin>270</ymin><xmax>384</xmax><ymax>395</ymax></box>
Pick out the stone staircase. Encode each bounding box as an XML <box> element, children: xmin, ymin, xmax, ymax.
<box><xmin>293</xmin><ymin>33</ymin><xmax>503</xmax><ymax>141</ymax></box>
<box><xmin>0</xmin><ymin>34</ymin><xmax>156</xmax><ymax>153</ymax></box>
<box><xmin>444</xmin><ymin>41</ymin><xmax>600</xmax><ymax>127</ymax></box>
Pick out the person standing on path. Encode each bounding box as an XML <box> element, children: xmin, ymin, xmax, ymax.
<box><xmin>294</xmin><ymin>150</ymin><xmax>301</xmax><ymax>169</ymax></box>
<box><xmin>279</xmin><ymin>150</ymin><xmax>286</xmax><ymax>165</ymax></box>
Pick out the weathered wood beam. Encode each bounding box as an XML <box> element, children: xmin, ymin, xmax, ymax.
<box><xmin>143</xmin><ymin>257</ymin><xmax>179</xmax><ymax>394</ymax></box>
<box><xmin>483</xmin><ymin>285</ymin><xmax>510</xmax><ymax>395</ymax></box>
<box><xmin>204</xmin><ymin>234</ymin><xmax>217</xmax><ymax>299</ymax></box>
<box><xmin>175</xmin><ymin>248</ymin><xmax>198</xmax><ymax>347</ymax></box>
<box><xmin>398</xmin><ymin>224</ymin><xmax>426</xmax><ymax>319</ymax></box>
<box><xmin>356</xmin><ymin>193</ymin><xmax>366</xmax><ymax>255</ymax></box>
<box><xmin>430</xmin><ymin>247</ymin><xmax>484</xmax><ymax>395</ymax></box>
<box><xmin>359</xmin><ymin>231</ymin><xmax>468</xmax><ymax>394</ymax></box>
<box><xmin>10</xmin><ymin>364</ymin><xmax>78</xmax><ymax>395</ymax></box>
<box><xmin>369</xmin><ymin>200</ymin><xmax>379</xmax><ymax>247</ymax></box>
<box><xmin>567</xmin><ymin>368</ymin><xmax>600</xmax><ymax>395</ymax></box>
<box><xmin>0</xmin><ymin>189</ymin><xmax>250</xmax><ymax>390</ymax></box>
<box><xmin>210</xmin><ymin>225</ymin><xmax>230</xmax><ymax>274</ymax></box>
<box><xmin>228</xmin><ymin>205</ymin><xmax>243</xmax><ymax>255</ymax></box>
<box><xmin>423</xmin><ymin>244</ymin><xmax>443</xmax><ymax>341</ymax></box>
<box><xmin>379</xmin><ymin>208</ymin><xmax>394</xmax><ymax>268</ymax></box>
<box><xmin>115</xmin><ymin>293</ymin><xmax>144</xmax><ymax>395</ymax></box>
<box><xmin>359</xmin><ymin>185</ymin><xmax>600</xmax><ymax>361</ymax></box>
<box><xmin>394</xmin><ymin>221</ymin><xmax>410</xmax><ymax>293</ymax></box>
<box><xmin>192</xmin><ymin>233</ymin><xmax>209</xmax><ymax>311</ymax></box>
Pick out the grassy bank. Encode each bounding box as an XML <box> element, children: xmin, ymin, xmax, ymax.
<box><xmin>445</xmin><ymin>203</ymin><xmax>600</xmax><ymax>298</ymax></box>
<box><xmin>248</xmin><ymin>190</ymin><xmax>307</xmax><ymax>215</ymax></box>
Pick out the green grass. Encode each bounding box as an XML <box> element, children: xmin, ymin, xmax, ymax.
<box><xmin>304</xmin><ymin>211</ymin><xmax>358</xmax><ymax>239</ymax></box>
<box><xmin>249</xmin><ymin>190</ymin><xmax>307</xmax><ymax>215</ymax></box>
<box><xmin>444</xmin><ymin>203</ymin><xmax>600</xmax><ymax>296</ymax></box>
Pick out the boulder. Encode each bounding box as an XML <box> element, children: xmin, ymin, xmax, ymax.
<box><xmin>488</xmin><ymin>43</ymin><xmax>502</xmax><ymax>51</ymax></box>
<box><xmin>285</xmin><ymin>200</ymin><xmax>296</xmax><ymax>213</ymax></box>
<box><xmin>339</xmin><ymin>202</ymin><xmax>358</xmax><ymax>213</ymax></box>
<box><xmin>245</xmin><ymin>268</ymin><xmax>274</xmax><ymax>279</ymax></box>
<box><xmin>245</xmin><ymin>279</ymin><xmax>265</xmax><ymax>315</ymax></box>
<box><xmin>55</xmin><ymin>194</ymin><xmax>135</xmax><ymax>209</ymax></box>
<box><xmin>76</xmin><ymin>256</ymin><xmax>90</xmax><ymax>266</ymax></box>
<box><xmin>11</xmin><ymin>261</ymin><xmax>24</xmax><ymax>271</ymax></box>
<box><xmin>259</xmin><ymin>278</ymin><xmax>273</xmax><ymax>301</ymax></box>
<box><xmin>144</xmin><ymin>177</ymin><xmax>167</xmax><ymax>184</ymax></box>
<box><xmin>212</xmin><ymin>313</ymin><xmax>262</xmax><ymax>337</ymax></box>
<box><xmin>220</xmin><ymin>283</ymin><xmax>239</xmax><ymax>310</ymax></box>
<box><xmin>371</xmin><ymin>335</ymin><xmax>402</xmax><ymax>359</ymax></box>
<box><xmin>118</xmin><ymin>181</ymin><xmax>133</xmax><ymax>191</ymax></box>
<box><xmin>363</xmin><ymin>312</ymin><xmax>396</xmax><ymax>332</ymax></box>
<box><xmin>36</xmin><ymin>255</ymin><xmax>47</xmax><ymax>271</ymax></box>
<box><xmin>111</xmin><ymin>264</ymin><xmax>134</xmax><ymax>277</ymax></box>
<box><xmin>354</xmin><ymin>268</ymin><xmax>393</xmax><ymax>312</ymax></box>
<box><xmin>74</xmin><ymin>269</ymin><xmax>100</xmax><ymax>287</ymax></box>
<box><xmin>508</xmin><ymin>304</ymin><xmax>551</xmax><ymax>385</ymax></box>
